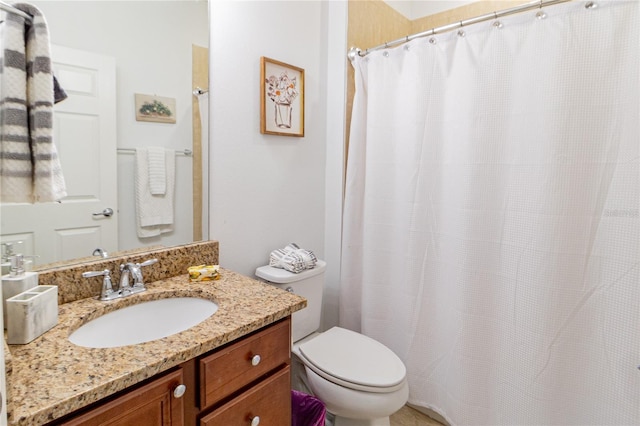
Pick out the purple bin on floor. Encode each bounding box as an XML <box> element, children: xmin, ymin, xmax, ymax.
<box><xmin>292</xmin><ymin>390</ymin><xmax>326</xmax><ymax>426</ymax></box>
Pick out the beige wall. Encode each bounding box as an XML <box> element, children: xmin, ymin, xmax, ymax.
<box><xmin>192</xmin><ymin>45</ymin><xmax>208</xmax><ymax>241</ymax></box>
<box><xmin>411</xmin><ymin>1</ymin><xmax>529</xmax><ymax>32</ymax></box>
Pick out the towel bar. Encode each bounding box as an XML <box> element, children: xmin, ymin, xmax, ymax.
<box><xmin>117</xmin><ymin>148</ymin><xmax>193</xmax><ymax>156</ymax></box>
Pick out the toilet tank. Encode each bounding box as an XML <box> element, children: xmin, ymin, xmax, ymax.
<box><xmin>255</xmin><ymin>260</ymin><xmax>326</xmax><ymax>343</ymax></box>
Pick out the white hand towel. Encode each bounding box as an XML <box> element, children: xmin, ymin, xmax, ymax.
<box><xmin>135</xmin><ymin>148</ymin><xmax>175</xmax><ymax>238</ymax></box>
<box><xmin>147</xmin><ymin>146</ymin><xmax>166</xmax><ymax>195</ymax></box>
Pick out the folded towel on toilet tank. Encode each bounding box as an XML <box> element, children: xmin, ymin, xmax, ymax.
<box><xmin>269</xmin><ymin>243</ymin><xmax>317</xmax><ymax>273</ymax></box>
<box><xmin>284</xmin><ymin>243</ymin><xmax>317</xmax><ymax>269</ymax></box>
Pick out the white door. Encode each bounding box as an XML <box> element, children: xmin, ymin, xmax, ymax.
<box><xmin>0</xmin><ymin>45</ymin><xmax>117</xmax><ymax>266</ymax></box>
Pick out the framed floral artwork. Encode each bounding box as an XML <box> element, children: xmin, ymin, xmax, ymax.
<box><xmin>260</xmin><ymin>57</ymin><xmax>304</xmax><ymax>137</ymax></box>
<box><xmin>135</xmin><ymin>94</ymin><xmax>176</xmax><ymax>124</ymax></box>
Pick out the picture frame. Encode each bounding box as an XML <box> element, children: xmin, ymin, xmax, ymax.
<box><xmin>260</xmin><ymin>57</ymin><xmax>304</xmax><ymax>137</ymax></box>
<box><xmin>135</xmin><ymin>93</ymin><xmax>176</xmax><ymax>124</ymax></box>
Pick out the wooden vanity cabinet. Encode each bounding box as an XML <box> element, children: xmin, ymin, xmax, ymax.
<box><xmin>55</xmin><ymin>317</ymin><xmax>292</xmax><ymax>426</ymax></box>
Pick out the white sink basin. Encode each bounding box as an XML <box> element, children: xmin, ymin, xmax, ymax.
<box><xmin>69</xmin><ymin>297</ymin><xmax>218</xmax><ymax>348</ymax></box>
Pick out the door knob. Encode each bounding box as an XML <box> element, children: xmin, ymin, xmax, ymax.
<box><xmin>92</xmin><ymin>208</ymin><xmax>114</xmax><ymax>217</ymax></box>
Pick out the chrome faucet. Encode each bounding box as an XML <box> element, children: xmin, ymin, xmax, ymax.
<box><xmin>83</xmin><ymin>258</ymin><xmax>158</xmax><ymax>301</ymax></box>
<box><xmin>119</xmin><ymin>258</ymin><xmax>158</xmax><ymax>295</ymax></box>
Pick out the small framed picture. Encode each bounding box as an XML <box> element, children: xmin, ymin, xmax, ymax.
<box><xmin>260</xmin><ymin>57</ymin><xmax>304</xmax><ymax>137</ymax></box>
<box><xmin>135</xmin><ymin>94</ymin><xmax>176</xmax><ymax>124</ymax></box>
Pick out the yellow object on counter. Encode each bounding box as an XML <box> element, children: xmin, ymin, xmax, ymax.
<box><xmin>188</xmin><ymin>265</ymin><xmax>220</xmax><ymax>281</ymax></box>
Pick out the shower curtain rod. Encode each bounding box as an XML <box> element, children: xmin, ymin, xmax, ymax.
<box><xmin>0</xmin><ymin>1</ymin><xmax>32</xmax><ymax>22</ymax></box>
<box><xmin>348</xmin><ymin>0</ymin><xmax>581</xmax><ymax>59</ymax></box>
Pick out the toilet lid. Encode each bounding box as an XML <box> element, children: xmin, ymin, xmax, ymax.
<box><xmin>298</xmin><ymin>327</ymin><xmax>406</xmax><ymax>390</ymax></box>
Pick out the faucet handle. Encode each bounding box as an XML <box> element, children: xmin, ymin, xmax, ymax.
<box><xmin>134</xmin><ymin>258</ymin><xmax>158</xmax><ymax>288</ymax></box>
<box><xmin>139</xmin><ymin>258</ymin><xmax>158</xmax><ymax>268</ymax></box>
<box><xmin>135</xmin><ymin>258</ymin><xmax>158</xmax><ymax>288</ymax></box>
<box><xmin>82</xmin><ymin>269</ymin><xmax>116</xmax><ymax>300</ymax></box>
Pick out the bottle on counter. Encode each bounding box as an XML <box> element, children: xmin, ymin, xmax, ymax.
<box><xmin>1</xmin><ymin>254</ymin><xmax>39</xmax><ymax>329</ymax></box>
<box><xmin>1</xmin><ymin>242</ymin><xmax>33</xmax><ymax>275</ymax></box>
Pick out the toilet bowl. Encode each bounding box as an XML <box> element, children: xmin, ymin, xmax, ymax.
<box><xmin>295</xmin><ymin>327</ymin><xmax>408</xmax><ymax>426</ymax></box>
<box><xmin>304</xmin><ymin>368</ymin><xmax>408</xmax><ymax>426</ymax></box>
<box><xmin>256</xmin><ymin>260</ymin><xmax>409</xmax><ymax>426</ymax></box>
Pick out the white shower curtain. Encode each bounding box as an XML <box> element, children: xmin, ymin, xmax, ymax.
<box><xmin>340</xmin><ymin>1</ymin><xmax>639</xmax><ymax>425</ymax></box>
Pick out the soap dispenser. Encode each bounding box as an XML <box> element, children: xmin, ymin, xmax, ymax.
<box><xmin>1</xmin><ymin>242</ymin><xmax>19</xmax><ymax>275</ymax></box>
<box><xmin>1</xmin><ymin>243</ymin><xmax>14</xmax><ymax>275</ymax></box>
<box><xmin>2</xmin><ymin>254</ymin><xmax>39</xmax><ymax>328</ymax></box>
<box><xmin>1</xmin><ymin>242</ymin><xmax>33</xmax><ymax>275</ymax></box>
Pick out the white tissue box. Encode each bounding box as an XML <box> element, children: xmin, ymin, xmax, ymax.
<box><xmin>6</xmin><ymin>285</ymin><xmax>58</xmax><ymax>344</ymax></box>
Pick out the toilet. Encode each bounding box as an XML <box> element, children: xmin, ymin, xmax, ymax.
<box><xmin>256</xmin><ymin>260</ymin><xmax>408</xmax><ymax>426</ymax></box>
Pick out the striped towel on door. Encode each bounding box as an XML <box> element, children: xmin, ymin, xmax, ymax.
<box><xmin>0</xmin><ymin>3</ymin><xmax>67</xmax><ymax>203</ymax></box>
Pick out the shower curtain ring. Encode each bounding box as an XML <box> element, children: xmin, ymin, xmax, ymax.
<box><xmin>457</xmin><ymin>21</ymin><xmax>466</xmax><ymax>37</ymax></box>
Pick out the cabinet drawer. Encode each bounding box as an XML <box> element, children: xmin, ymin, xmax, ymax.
<box><xmin>200</xmin><ymin>318</ymin><xmax>290</xmax><ymax>409</ymax></box>
<box><xmin>200</xmin><ymin>366</ymin><xmax>291</xmax><ymax>426</ymax></box>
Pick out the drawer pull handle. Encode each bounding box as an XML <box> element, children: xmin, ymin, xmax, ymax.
<box><xmin>251</xmin><ymin>416</ymin><xmax>260</xmax><ymax>426</ymax></box>
<box><xmin>251</xmin><ymin>354</ymin><xmax>261</xmax><ymax>366</ymax></box>
<box><xmin>173</xmin><ymin>384</ymin><xmax>187</xmax><ymax>398</ymax></box>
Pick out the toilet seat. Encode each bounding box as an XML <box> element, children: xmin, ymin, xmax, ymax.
<box><xmin>297</xmin><ymin>327</ymin><xmax>406</xmax><ymax>394</ymax></box>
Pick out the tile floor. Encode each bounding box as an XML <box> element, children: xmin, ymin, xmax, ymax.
<box><xmin>390</xmin><ymin>405</ymin><xmax>445</xmax><ymax>426</ymax></box>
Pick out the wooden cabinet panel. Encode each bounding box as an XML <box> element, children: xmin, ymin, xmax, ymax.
<box><xmin>200</xmin><ymin>366</ymin><xmax>291</xmax><ymax>426</ymax></box>
<box><xmin>200</xmin><ymin>318</ymin><xmax>290</xmax><ymax>409</ymax></box>
<box><xmin>59</xmin><ymin>369</ymin><xmax>185</xmax><ymax>426</ymax></box>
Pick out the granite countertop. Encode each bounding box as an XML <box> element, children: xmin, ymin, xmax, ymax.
<box><xmin>6</xmin><ymin>268</ymin><xmax>306</xmax><ymax>426</ymax></box>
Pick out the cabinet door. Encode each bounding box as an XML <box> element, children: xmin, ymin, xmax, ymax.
<box><xmin>59</xmin><ymin>369</ymin><xmax>185</xmax><ymax>426</ymax></box>
<box><xmin>200</xmin><ymin>367</ymin><xmax>290</xmax><ymax>426</ymax></box>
